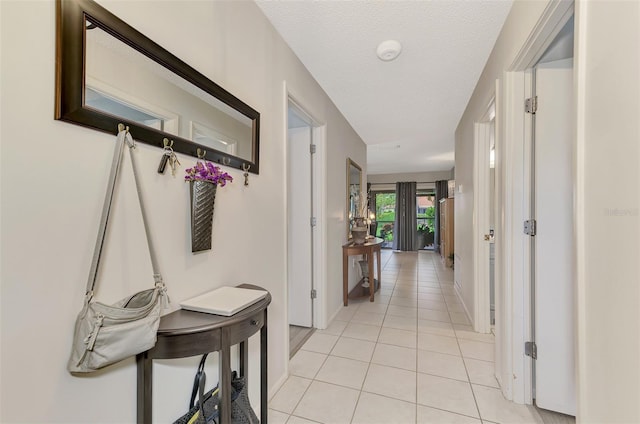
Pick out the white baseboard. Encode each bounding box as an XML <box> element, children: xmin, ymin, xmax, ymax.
<box><xmin>268</xmin><ymin>371</ymin><xmax>289</xmax><ymax>401</ymax></box>
<box><xmin>454</xmin><ymin>281</ymin><xmax>474</xmax><ymax>327</ymax></box>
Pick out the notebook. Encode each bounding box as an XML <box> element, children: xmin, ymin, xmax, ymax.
<box><xmin>180</xmin><ymin>286</ymin><xmax>268</xmax><ymax>316</ymax></box>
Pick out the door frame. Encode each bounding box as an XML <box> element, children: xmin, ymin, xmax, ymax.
<box><xmin>497</xmin><ymin>0</ymin><xmax>574</xmax><ymax>404</ymax></box>
<box><xmin>283</xmin><ymin>81</ymin><xmax>328</xmax><ymax>334</ymax></box>
<box><xmin>472</xmin><ymin>96</ymin><xmax>497</xmax><ymax>333</ymax></box>
<box><xmin>473</xmin><ymin>98</ymin><xmax>495</xmax><ymax>335</ymax></box>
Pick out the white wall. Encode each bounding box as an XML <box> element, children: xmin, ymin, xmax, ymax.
<box><xmin>454</xmin><ymin>0</ymin><xmax>549</xmax><ymax>327</ymax></box>
<box><xmin>0</xmin><ymin>1</ymin><xmax>365</xmax><ymax>422</ymax></box>
<box><xmin>575</xmin><ymin>1</ymin><xmax>639</xmax><ymax>421</ymax></box>
<box><xmin>457</xmin><ymin>0</ymin><xmax>640</xmax><ymax>421</ymax></box>
<box><xmin>327</xmin><ymin>113</ymin><xmax>367</xmax><ymax>315</ymax></box>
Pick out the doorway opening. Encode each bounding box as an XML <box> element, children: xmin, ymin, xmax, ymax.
<box><xmin>371</xmin><ymin>188</ymin><xmax>436</xmax><ymax>251</ymax></box>
<box><xmin>416</xmin><ymin>190</ymin><xmax>436</xmax><ymax>251</ymax></box>
<box><xmin>372</xmin><ymin>191</ymin><xmax>395</xmax><ymax>248</ymax></box>
<box><xmin>473</xmin><ymin>99</ymin><xmax>496</xmax><ymax>335</ymax></box>
<box><xmin>527</xmin><ymin>15</ymin><xmax>576</xmax><ymax>417</ymax></box>
<box><xmin>495</xmin><ymin>0</ymin><xmax>575</xmax><ymax>411</ymax></box>
<box><xmin>286</xmin><ymin>95</ymin><xmax>325</xmax><ymax>358</ymax></box>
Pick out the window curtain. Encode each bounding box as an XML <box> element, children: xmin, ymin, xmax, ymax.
<box><xmin>434</xmin><ymin>180</ymin><xmax>449</xmax><ymax>253</ymax></box>
<box><xmin>392</xmin><ymin>182</ymin><xmax>417</xmax><ymax>251</ymax></box>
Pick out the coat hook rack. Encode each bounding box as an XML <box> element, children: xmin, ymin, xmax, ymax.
<box><xmin>197</xmin><ymin>148</ymin><xmax>206</xmax><ymax>160</ymax></box>
<box><xmin>242</xmin><ymin>163</ymin><xmax>251</xmax><ymax>186</ymax></box>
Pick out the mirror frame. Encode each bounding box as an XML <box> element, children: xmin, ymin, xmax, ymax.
<box><xmin>346</xmin><ymin>158</ymin><xmax>363</xmax><ymax>238</ymax></box>
<box><xmin>55</xmin><ymin>0</ymin><xmax>260</xmax><ymax>174</ymax></box>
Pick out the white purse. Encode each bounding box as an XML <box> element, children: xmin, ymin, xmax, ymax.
<box><xmin>68</xmin><ymin>129</ymin><xmax>168</xmax><ymax>373</ymax></box>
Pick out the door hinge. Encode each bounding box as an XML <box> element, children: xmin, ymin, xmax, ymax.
<box><xmin>310</xmin><ymin>144</ymin><xmax>317</xmax><ymax>154</ymax></box>
<box><xmin>525</xmin><ymin>341</ymin><xmax>537</xmax><ymax>359</ymax></box>
<box><xmin>310</xmin><ymin>217</ymin><xmax>317</xmax><ymax>227</ymax></box>
<box><xmin>525</xmin><ymin>96</ymin><xmax>538</xmax><ymax>114</ymax></box>
<box><xmin>311</xmin><ymin>289</ymin><xmax>317</xmax><ymax>299</ymax></box>
<box><xmin>524</xmin><ymin>219</ymin><xmax>537</xmax><ymax>236</ymax></box>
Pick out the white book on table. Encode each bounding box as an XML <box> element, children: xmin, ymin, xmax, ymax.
<box><xmin>180</xmin><ymin>286</ymin><xmax>268</xmax><ymax>316</ymax></box>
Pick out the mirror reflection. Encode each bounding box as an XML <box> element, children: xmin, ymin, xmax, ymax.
<box><xmin>55</xmin><ymin>0</ymin><xmax>260</xmax><ymax>173</ymax></box>
<box><xmin>85</xmin><ymin>19</ymin><xmax>253</xmax><ymax>161</ymax></box>
<box><xmin>346</xmin><ymin>158</ymin><xmax>363</xmax><ymax>237</ymax></box>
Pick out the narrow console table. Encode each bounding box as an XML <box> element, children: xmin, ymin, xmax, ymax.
<box><xmin>136</xmin><ymin>284</ymin><xmax>271</xmax><ymax>424</ymax></box>
<box><xmin>342</xmin><ymin>237</ymin><xmax>383</xmax><ymax>305</ymax></box>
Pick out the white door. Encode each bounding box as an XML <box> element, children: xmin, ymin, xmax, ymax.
<box><xmin>533</xmin><ymin>57</ymin><xmax>575</xmax><ymax>415</ymax></box>
<box><xmin>287</xmin><ymin>125</ymin><xmax>313</xmax><ymax>327</ymax></box>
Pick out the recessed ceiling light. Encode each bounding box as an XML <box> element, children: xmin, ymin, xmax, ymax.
<box><xmin>376</xmin><ymin>40</ymin><xmax>402</xmax><ymax>62</ymax></box>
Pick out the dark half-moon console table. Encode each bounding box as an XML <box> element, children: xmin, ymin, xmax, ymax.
<box><xmin>136</xmin><ymin>284</ymin><xmax>271</xmax><ymax>424</ymax></box>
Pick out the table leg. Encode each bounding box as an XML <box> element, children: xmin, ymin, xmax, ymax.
<box><xmin>136</xmin><ymin>353</ymin><xmax>152</xmax><ymax>424</ymax></box>
<box><xmin>376</xmin><ymin>247</ymin><xmax>382</xmax><ymax>291</ymax></box>
<box><xmin>261</xmin><ymin>309</ymin><xmax>268</xmax><ymax>424</ymax></box>
<box><xmin>239</xmin><ymin>341</ymin><xmax>247</xmax><ymax>378</ymax></box>
<box><xmin>343</xmin><ymin>249</ymin><xmax>348</xmax><ymax>306</ymax></box>
<box><xmin>220</xmin><ymin>328</ymin><xmax>232</xmax><ymax>424</ymax></box>
<box><xmin>368</xmin><ymin>249</ymin><xmax>374</xmax><ymax>302</ymax></box>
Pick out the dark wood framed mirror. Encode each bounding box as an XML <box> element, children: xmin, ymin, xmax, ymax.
<box><xmin>346</xmin><ymin>158</ymin><xmax>363</xmax><ymax>237</ymax></box>
<box><xmin>55</xmin><ymin>0</ymin><xmax>260</xmax><ymax>174</ymax></box>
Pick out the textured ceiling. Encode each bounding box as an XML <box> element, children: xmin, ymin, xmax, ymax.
<box><xmin>256</xmin><ymin>0</ymin><xmax>513</xmax><ymax>175</ymax></box>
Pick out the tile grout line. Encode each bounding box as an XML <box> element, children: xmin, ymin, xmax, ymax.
<box><xmin>284</xmin><ymin>251</ymin><xmax>499</xmax><ymax>424</ymax></box>
<box><xmin>444</xmin><ymin>264</ymin><xmax>484</xmax><ymax>423</ymax></box>
<box><xmin>347</xmin><ymin>300</ymin><xmax>378</xmax><ymax>424</ymax></box>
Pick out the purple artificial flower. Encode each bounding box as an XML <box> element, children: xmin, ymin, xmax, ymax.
<box><xmin>184</xmin><ymin>160</ymin><xmax>233</xmax><ymax>187</ymax></box>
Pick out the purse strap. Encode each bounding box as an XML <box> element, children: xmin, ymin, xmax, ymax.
<box><xmin>84</xmin><ymin>129</ymin><xmax>164</xmax><ymax>299</ymax></box>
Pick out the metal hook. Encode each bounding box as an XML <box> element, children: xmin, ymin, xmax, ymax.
<box><xmin>197</xmin><ymin>148</ymin><xmax>206</xmax><ymax>160</ymax></box>
<box><xmin>163</xmin><ymin>138</ymin><xmax>174</xmax><ymax>149</ymax></box>
<box><xmin>222</xmin><ymin>157</ymin><xmax>231</xmax><ymax>166</ymax></box>
<box><xmin>242</xmin><ymin>163</ymin><xmax>251</xmax><ymax>186</ymax></box>
<box><xmin>117</xmin><ymin>123</ymin><xmax>130</xmax><ymax>133</ymax></box>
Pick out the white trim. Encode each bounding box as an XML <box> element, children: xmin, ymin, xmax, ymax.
<box><xmin>281</xmin><ymin>83</ymin><xmax>291</xmax><ymax>377</ymax></box>
<box><xmin>498</xmin><ymin>0</ymin><xmax>575</xmax><ymax>405</ymax></box>
<box><xmin>455</xmin><ymin>283</ymin><xmax>474</xmax><ymax>327</ymax></box>
<box><xmin>522</xmin><ymin>69</ymin><xmax>535</xmax><ymax>405</ymax></box>
<box><xmin>190</xmin><ymin>121</ymin><xmax>238</xmax><ymax>156</ymax></box>
<box><xmin>283</xmin><ymin>81</ymin><xmax>329</xmax><ymax>336</ymax></box>
<box><xmin>311</xmin><ymin>124</ymin><xmax>328</xmax><ymax>329</ymax></box>
<box><xmin>493</xmin><ymin>77</ymin><xmax>505</xmax><ymax>391</ymax></box>
<box><xmin>86</xmin><ymin>76</ymin><xmax>179</xmax><ymax>133</ymax></box>
<box><xmin>268</xmin><ymin>371</ymin><xmax>289</xmax><ymax>402</ymax></box>
<box><xmin>509</xmin><ymin>0</ymin><xmax>575</xmax><ymax>71</ymax></box>
<box><xmin>500</xmin><ymin>70</ymin><xmax>525</xmax><ymax>402</ymax></box>
<box><xmin>573</xmin><ymin>0</ymin><xmax>587</xmax><ymax>418</ymax></box>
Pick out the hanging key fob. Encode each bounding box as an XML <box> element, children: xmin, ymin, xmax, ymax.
<box><xmin>157</xmin><ymin>153</ymin><xmax>169</xmax><ymax>174</ymax></box>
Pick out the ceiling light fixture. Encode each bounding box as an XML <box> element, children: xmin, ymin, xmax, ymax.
<box><xmin>376</xmin><ymin>40</ymin><xmax>402</xmax><ymax>62</ymax></box>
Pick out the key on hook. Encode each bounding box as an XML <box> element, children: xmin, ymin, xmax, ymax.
<box><xmin>242</xmin><ymin>163</ymin><xmax>251</xmax><ymax>186</ymax></box>
<box><xmin>158</xmin><ymin>138</ymin><xmax>180</xmax><ymax>176</ymax></box>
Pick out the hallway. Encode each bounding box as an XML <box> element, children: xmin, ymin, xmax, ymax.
<box><xmin>269</xmin><ymin>251</ymin><xmax>543</xmax><ymax>423</ymax></box>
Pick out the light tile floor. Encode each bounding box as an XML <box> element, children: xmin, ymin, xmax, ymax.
<box><xmin>269</xmin><ymin>250</ymin><xmax>545</xmax><ymax>424</ymax></box>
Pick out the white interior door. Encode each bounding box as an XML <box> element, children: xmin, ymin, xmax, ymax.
<box><xmin>533</xmin><ymin>57</ymin><xmax>575</xmax><ymax>415</ymax></box>
<box><xmin>287</xmin><ymin>125</ymin><xmax>313</xmax><ymax>327</ymax></box>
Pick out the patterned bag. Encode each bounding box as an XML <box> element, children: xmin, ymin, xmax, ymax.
<box><xmin>174</xmin><ymin>354</ymin><xmax>258</xmax><ymax>424</ymax></box>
